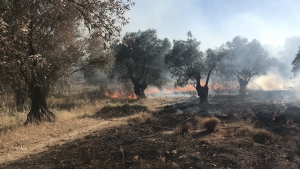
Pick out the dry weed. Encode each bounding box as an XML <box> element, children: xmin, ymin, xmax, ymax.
<box><xmin>201</xmin><ymin>117</ymin><xmax>221</xmax><ymax>132</ymax></box>
<box><xmin>174</xmin><ymin>122</ymin><xmax>193</xmax><ymax>135</ymax></box>
<box><xmin>193</xmin><ymin>116</ymin><xmax>202</xmax><ymax>129</ymax></box>
<box><xmin>127</xmin><ymin>112</ymin><xmax>159</xmax><ymax>124</ymax></box>
<box><xmin>238</xmin><ymin>126</ymin><xmax>278</xmax><ymax>144</ymax></box>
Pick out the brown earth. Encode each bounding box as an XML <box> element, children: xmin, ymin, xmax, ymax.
<box><xmin>1</xmin><ymin>96</ymin><xmax>300</xmax><ymax>169</ymax></box>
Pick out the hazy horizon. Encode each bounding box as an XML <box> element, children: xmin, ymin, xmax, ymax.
<box><xmin>120</xmin><ymin>0</ymin><xmax>300</xmax><ymax>95</ymax></box>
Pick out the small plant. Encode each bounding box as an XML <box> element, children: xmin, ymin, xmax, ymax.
<box><xmin>201</xmin><ymin>117</ymin><xmax>220</xmax><ymax>132</ymax></box>
<box><xmin>253</xmin><ymin>129</ymin><xmax>277</xmax><ymax>144</ymax></box>
<box><xmin>181</xmin><ymin>122</ymin><xmax>193</xmax><ymax>134</ymax></box>
<box><xmin>174</xmin><ymin>122</ymin><xmax>193</xmax><ymax>135</ymax></box>
<box><xmin>240</xmin><ymin>109</ymin><xmax>257</xmax><ymax>121</ymax></box>
<box><xmin>238</xmin><ymin>126</ymin><xmax>278</xmax><ymax>144</ymax></box>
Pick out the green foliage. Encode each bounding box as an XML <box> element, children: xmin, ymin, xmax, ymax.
<box><xmin>165</xmin><ymin>32</ymin><xmax>228</xmax><ymax>87</ymax></box>
<box><xmin>111</xmin><ymin>29</ymin><xmax>171</xmax><ymax>87</ymax></box>
<box><xmin>165</xmin><ymin>32</ymin><xmax>204</xmax><ymax>87</ymax></box>
<box><xmin>0</xmin><ymin>0</ymin><xmax>134</xmax><ymax>123</ymax></box>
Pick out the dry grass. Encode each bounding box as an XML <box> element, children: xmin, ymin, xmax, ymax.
<box><xmin>238</xmin><ymin>126</ymin><xmax>279</xmax><ymax>144</ymax></box>
<box><xmin>0</xmin><ymin>85</ymin><xmax>190</xmax><ymax>157</ymax></box>
<box><xmin>193</xmin><ymin>116</ymin><xmax>202</xmax><ymax>129</ymax></box>
<box><xmin>201</xmin><ymin>117</ymin><xmax>221</xmax><ymax>132</ymax></box>
<box><xmin>0</xmin><ymin>109</ymin><xmax>100</xmax><ymax>152</ymax></box>
<box><xmin>127</xmin><ymin>112</ymin><xmax>159</xmax><ymax>124</ymax></box>
<box><xmin>174</xmin><ymin>122</ymin><xmax>193</xmax><ymax>135</ymax></box>
<box><xmin>0</xmin><ymin>82</ymin><xmax>180</xmax><ymax>162</ymax></box>
<box><xmin>137</xmin><ymin>97</ymin><xmax>189</xmax><ymax>112</ymax></box>
<box><xmin>0</xmin><ymin>85</ymin><xmax>111</xmax><ymax>155</ymax></box>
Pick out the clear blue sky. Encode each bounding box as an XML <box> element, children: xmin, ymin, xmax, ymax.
<box><xmin>122</xmin><ymin>0</ymin><xmax>300</xmax><ymax>49</ymax></box>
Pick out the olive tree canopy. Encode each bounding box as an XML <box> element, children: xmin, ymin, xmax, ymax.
<box><xmin>0</xmin><ymin>0</ymin><xmax>134</xmax><ymax>124</ymax></box>
<box><xmin>220</xmin><ymin>36</ymin><xmax>271</xmax><ymax>96</ymax></box>
<box><xmin>165</xmin><ymin>32</ymin><xmax>228</xmax><ymax>103</ymax></box>
<box><xmin>111</xmin><ymin>29</ymin><xmax>171</xmax><ymax>97</ymax></box>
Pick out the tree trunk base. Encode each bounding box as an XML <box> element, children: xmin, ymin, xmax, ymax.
<box><xmin>133</xmin><ymin>85</ymin><xmax>147</xmax><ymax>98</ymax></box>
<box><xmin>199</xmin><ymin>99</ymin><xmax>209</xmax><ymax>105</ymax></box>
<box><xmin>25</xmin><ymin>108</ymin><xmax>55</xmax><ymax>125</ymax></box>
<box><xmin>238</xmin><ymin>79</ymin><xmax>248</xmax><ymax>98</ymax></box>
<box><xmin>196</xmin><ymin>85</ymin><xmax>209</xmax><ymax>105</ymax></box>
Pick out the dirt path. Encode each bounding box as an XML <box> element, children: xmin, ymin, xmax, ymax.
<box><xmin>0</xmin><ymin>117</ymin><xmax>128</xmax><ymax>164</ymax></box>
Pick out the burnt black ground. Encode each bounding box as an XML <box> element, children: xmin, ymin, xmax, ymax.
<box><xmin>1</xmin><ymin>94</ymin><xmax>300</xmax><ymax>169</ymax></box>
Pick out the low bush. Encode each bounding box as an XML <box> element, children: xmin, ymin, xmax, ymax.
<box><xmin>174</xmin><ymin>122</ymin><xmax>193</xmax><ymax>135</ymax></box>
<box><xmin>201</xmin><ymin>117</ymin><xmax>220</xmax><ymax>132</ymax></box>
<box><xmin>238</xmin><ymin>126</ymin><xmax>278</xmax><ymax>144</ymax></box>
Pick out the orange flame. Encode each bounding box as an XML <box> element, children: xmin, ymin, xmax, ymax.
<box><xmin>210</xmin><ymin>83</ymin><xmax>233</xmax><ymax>91</ymax></box>
<box><xmin>105</xmin><ymin>90</ymin><xmax>138</xmax><ymax>100</ymax></box>
<box><xmin>127</xmin><ymin>93</ymin><xmax>138</xmax><ymax>100</ymax></box>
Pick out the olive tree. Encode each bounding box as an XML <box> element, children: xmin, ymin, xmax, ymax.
<box><xmin>220</xmin><ymin>36</ymin><xmax>271</xmax><ymax>97</ymax></box>
<box><xmin>292</xmin><ymin>47</ymin><xmax>300</xmax><ymax>75</ymax></box>
<box><xmin>111</xmin><ymin>29</ymin><xmax>171</xmax><ymax>97</ymax></box>
<box><xmin>165</xmin><ymin>32</ymin><xmax>228</xmax><ymax>103</ymax></box>
<box><xmin>0</xmin><ymin>0</ymin><xmax>134</xmax><ymax>124</ymax></box>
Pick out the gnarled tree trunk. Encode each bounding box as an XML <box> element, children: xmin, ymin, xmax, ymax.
<box><xmin>133</xmin><ymin>83</ymin><xmax>147</xmax><ymax>98</ymax></box>
<box><xmin>25</xmin><ymin>86</ymin><xmax>55</xmax><ymax>125</ymax></box>
<box><xmin>196</xmin><ymin>76</ymin><xmax>209</xmax><ymax>104</ymax></box>
<box><xmin>238</xmin><ymin>78</ymin><xmax>248</xmax><ymax>97</ymax></box>
<box><xmin>196</xmin><ymin>85</ymin><xmax>209</xmax><ymax>104</ymax></box>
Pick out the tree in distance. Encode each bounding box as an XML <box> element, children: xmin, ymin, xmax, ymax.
<box><xmin>165</xmin><ymin>32</ymin><xmax>228</xmax><ymax>104</ymax></box>
<box><xmin>292</xmin><ymin>47</ymin><xmax>300</xmax><ymax>75</ymax></box>
<box><xmin>219</xmin><ymin>36</ymin><xmax>271</xmax><ymax>97</ymax></box>
<box><xmin>0</xmin><ymin>0</ymin><xmax>134</xmax><ymax>124</ymax></box>
<box><xmin>111</xmin><ymin>29</ymin><xmax>171</xmax><ymax>98</ymax></box>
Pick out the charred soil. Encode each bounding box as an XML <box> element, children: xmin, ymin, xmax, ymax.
<box><xmin>1</xmin><ymin>96</ymin><xmax>300</xmax><ymax>169</ymax></box>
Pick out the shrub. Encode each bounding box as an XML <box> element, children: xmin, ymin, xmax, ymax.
<box><xmin>174</xmin><ymin>122</ymin><xmax>193</xmax><ymax>135</ymax></box>
<box><xmin>238</xmin><ymin>126</ymin><xmax>278</xmax><ymax>144</ymax></box>
<box><xmin>201</xmin><ymin>117</ymin><xmax>220</xmax><ymax>132</ymax></box>
<box><xmin>252</xmin><ymin>129</ymin><xmax>278</xmax><ymax>144</ymax></box>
